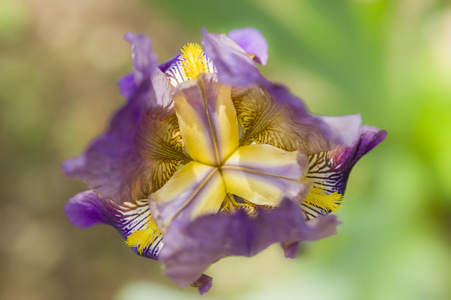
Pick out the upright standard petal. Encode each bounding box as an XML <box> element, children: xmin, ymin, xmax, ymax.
<box><xmin>149</xmin><ymin>162</ymin><xmax>226</xmax><ymax>231</ymax></box>
<box><xmin>228</xmin><ymin>28</ymin><xmax>268</xmax><ymax>65</ymax></box>
<box><xmin>65</xmin><ymin>190</ymin><xmax>164</xmax><ymax>259</ymax></box>
<box><xmin>124</xmin><ymin>32</ymin><xmax>174</xmax><ymax>108</ymax></box>
<box><xmin>159</xmin><ymin>198</ymin><xmax>341</xmax><ymax>289</ymax></box>
<box><xmin>124</xmin><ymin>32</ymin><xmax>157</xmax><ymax>85</ymax></box>
<box><xmin>173</xmin><ymin>73</ymin><xmax>239</xmax><ymax>166</ymax></box>
<box><xmin>221</xmin><ymin>144</ymin><xmax>309</xmax><ymax>206</ymax></box>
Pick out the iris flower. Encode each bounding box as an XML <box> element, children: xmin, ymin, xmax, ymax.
<box><xmin>63</xmin><ymin>28</ymin><xmax>386</xmax><ymax>294</ymax></box>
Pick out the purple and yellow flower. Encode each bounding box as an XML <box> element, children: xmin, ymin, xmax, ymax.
<box><xmin>63</xmin><ymin>28</ymin><xmax>386</xmax><ymax>294</ymax></box>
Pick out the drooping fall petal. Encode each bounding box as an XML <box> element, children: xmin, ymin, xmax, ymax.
<box><xmin>308</xmin><ymin>125</ymin><xmax>388</xmax><ymax>195</ymax></box>
<box><xmin>301</xmin><ymin>126</ymin><xmax>387</xmax><ymax>219</ymax></box>
<box><xmin>65</xmin><ymin>190</ymin><xmax>163</xmax><ymax>259</ymax></box>
<box><xmin>62</xmin><ymin>33</ymin><xmax>173</xmax><ymax>205</ymax></box>
<box><xmin>159</xmin><ymin>198</ymin><xmax>341</xmax><ymax>289</ymax></box>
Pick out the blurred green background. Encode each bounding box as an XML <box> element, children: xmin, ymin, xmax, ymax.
<box><xmin>1</xmin><ymin>0</ymin><xmax>450</xmax><ymax>299</ymax></box>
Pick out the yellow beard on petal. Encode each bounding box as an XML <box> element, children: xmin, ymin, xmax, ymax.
<box><xmin>125</xmin><ymin>215</ymin><xmax>162</xmax><ymax>254</ymax></box>
<box><xmin>180</xmin><ymin>43</ymin><xmax>209</xmax><ymax>80</ymax></box>
<box><xmin>303</xmin><ymin>184</ymin><xmax>343</xmax><ymax>213</ymax></box>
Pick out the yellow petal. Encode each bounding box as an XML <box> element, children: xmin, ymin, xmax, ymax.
<box><xmin>149</xmin><ymin>161</ymin><xmax>226</xmax><ymax>230</ymax></box>
<box><xmin>221</xmin><ymin>144</ymin><xmax>309</xmax><ymax>206</ymax></box>
<box><xmin>174</xmin><ymin>74</ymin><xmax>239</xmax><ymax>166</ymax></box>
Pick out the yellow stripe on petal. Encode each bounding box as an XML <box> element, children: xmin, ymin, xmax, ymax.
<box><xmin>150</xmin><ymin>162</ymin><xmax>226</xmax><ymax>230</ymax></box>
<box><xmin>221</xmin><ymin>144</ymin><xmax>309</xmax><ymax>206</ymax></box>
<box><xmin>174</xmin><ymin>74</ymin><xmax>239</xmax><ymax>166</ymax></box>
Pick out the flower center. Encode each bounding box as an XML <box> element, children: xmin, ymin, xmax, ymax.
<box><xmin>147</xmin><ymin>73</ymin><xmax>308</xmax><ymax>231</ymax></box>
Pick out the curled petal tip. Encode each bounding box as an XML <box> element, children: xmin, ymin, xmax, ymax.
<box><xmin>61</xmin><ymin>155</ymin><xmax>86</xmax><ymax>179</ymax></box>
<box><xmin>191</xmin><ymin>274</ymin><xmax>212</xmax><ymax>295</ymax></box>
<box><xmin>64</xmin><ymin>190</ymin><xmax>109</xmax><ymax>229</ymax></box>
<box><xmin>228</xmin><ymin>27</ymin><xmax>268</xmax><ymax>65</ymax></box>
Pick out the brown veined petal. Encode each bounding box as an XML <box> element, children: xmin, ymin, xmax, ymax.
<box><xmin>220</xmin><ymin>194</ymin><xmax>259</xmax><ymax>218</ymax></box>
<box><xmin>232</xmin><ymin>86</ymin><xmax>361</xmax><ymax>154</ymax></box>
<box><xmin>131</xmin><ymin>107</ymin><xmax>191</xmax><ymax>200</ymax></box>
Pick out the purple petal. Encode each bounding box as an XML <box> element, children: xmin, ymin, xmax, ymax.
<box><xmin>65</xmin><ymin>190</ymin><xmax>164</xmax><ymax>259</ymax></box>
<box><xmin>280</xmin><ymin>242</ymin><xmax>300</xmax><ymax>259</ymax></box>
<box><xmin>328</xmin><ymin>125</ymin><xmax>387</xmax><ymax>181</ymax></box>
<box><xmin>65</xmin><ymin>190</ymin><xmax>116</xmax><ymax>228</ymax></box>
<box><xmin>63</xmin><ymin>33</ymin><xmax>173</xmax><ymax>204</ymax></box>
<box><xmin>190</xmin><ymin>274</ymin><xmax>212</xmax><ymax>295</ymax></box>
<box><xmin>158</xmin><ymin>54</ymin><xmax>181</xmax><ymax>73</ymax></box>
<box><xmin>159</xmin><ymin>198</ymin><xmax>340</xmax><ymax>289</ymax></box>
<box><xmin>228</xmin><ymin>28</ymin><xmax>268</xmax><ymax>65</ymax></box>
<box><xmin>117</xmin><ymin>73</ymin><xmax>136</xmax><ymax>100</ymax></box>
<box><xmin>202</xmin><ymin>29</ymin><xmax>263</xmax><ymax>87</ymax></box>
<box><xmin>316</xmin><ymin>114</ymin><xmax>362</xmax><ymax>147</ymax></box>
<box><xmin>124</xmin><ymin>32</ymin><xmax>174</xmax><ymax>108</ymax></box>
<box><xmin>62</xmin><ymin>94</ymin><xmax>146</xmax><ymax>204</ymax></box>
<box><xmin>124</xmin><ymin>32</ymin><xmax>157</xmax><ymax>85</ymax></box>
<box><xmin>281</xmin><ymin>216</ymin><xmax>342</xmax><ymax>258</ymax></box>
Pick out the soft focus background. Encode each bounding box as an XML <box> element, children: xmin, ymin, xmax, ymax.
<box><xmin>1</xmin><ymin>0</ymin><xmax>450</xmax><ymax>299</ymax></box>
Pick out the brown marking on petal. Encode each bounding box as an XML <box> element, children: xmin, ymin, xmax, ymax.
<box><xmin>130</xmin><ymin>107</ymin><xmax>192</xmax><ymax>200</ymax></box>
<box><xmin>231</xmin><ymin>86</ymin><xmax>331</xmax><ymax>154</ymax></box>
<box><xmin>219</xmin><ymin>194</ymin><xmax>274</xmax><ymax>218</ymax></box>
